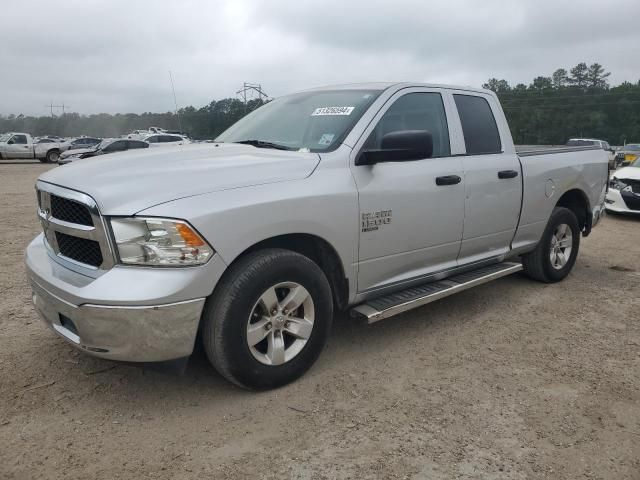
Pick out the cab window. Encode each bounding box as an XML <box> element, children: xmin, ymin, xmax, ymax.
<box><xmin>11</xmin><ymin>134</ymin><xmax>28</xmax><ymax>144</ymax></box>
<box><xmin>364</xmin><ymin>92</ymin><xmax>451</xmax><ymax>158</ymax></box>
<box><xmin>454</xmin><ymin>95</ymin><xmax>502</xmax><ymax>155</ymax></box>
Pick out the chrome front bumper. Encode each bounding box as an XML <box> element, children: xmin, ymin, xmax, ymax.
<box><xmin>25</xmin><ymin>234</ymin><xmax>224</xmax><ymax>362</ymax></box>
<box><xmin>31</xmin><ymin>281</ymin><xmax>205</xmax><ymax>361</ymax></box>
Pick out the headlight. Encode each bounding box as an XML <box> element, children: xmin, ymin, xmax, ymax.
<box><xmin>609</xmin><ymin>177</ymin><xmax>628</xmax><ymax>191</ymax></box>
<box><xmin>110</xmin><ymin>217</ymin><xmax>214</xmax><ymax>266</ymax></box>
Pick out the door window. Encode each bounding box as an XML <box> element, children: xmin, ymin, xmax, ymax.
<box><xmin>364</xmin><ymin>93</ymin><xmax>450</xmax><ymax>158</ymax></box>
<box><xmin>127</xmin><ymin>140</ymin><xmax>149</xmax><ymax>149</ymax></box>
<box><xmin>453</xmin><ymin>95</ymin><xmax>501</xmax><ymax>155</ymax></box>
<box><xmin>103</xmin><ymin>141</ymin><xmax>127</xmax><ymax>152</ymax></box>
<box><xmin>12</xmin><ymin>135</ymin><xmax>28</xmax><ymax>144</ymax></box>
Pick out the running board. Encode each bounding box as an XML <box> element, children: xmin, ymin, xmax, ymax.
<box><xmin>351</xmin><ymin>262</ymin><xmax>523</xmax><ymax>323</ymax></box>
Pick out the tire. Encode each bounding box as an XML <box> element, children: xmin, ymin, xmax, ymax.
<box><xmin>45</xmin><ymin>150</ymin><xmax>60</xmax><ymax>163</ymax></box>
<box><xmin>202</xmin><ymin>248</ymin><xmax>333</xmax><ymax>390</ymax></box>
<box><xmin>522</xmin><ymin>206</ymin><xmax>580</xmax><ymax>283</ymax></box>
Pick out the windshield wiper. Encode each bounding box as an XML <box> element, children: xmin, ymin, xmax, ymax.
<box><xmin>233</xmin><ymin>140</ymin><xmax>294</xmax><ymax>151</ymax></box>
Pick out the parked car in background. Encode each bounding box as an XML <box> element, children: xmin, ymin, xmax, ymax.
<box><xmin>35</xmin><ymin>137</ymin><xmax>60</xmax><ymax>145</ymax></box>
<box><xmin>566</xmin><ymin>138</ymin><xmax>615</xmax><ymax>168</ymax></box>
<box><xmin>614</xmin><ymin>143</ymin><xmax>640</xmax><ymax>168</ymax></box>
<box><xmin>606</xmin><ymin>156</ymin><xmax>640</xmax><ymax>214</ymax></box>
<box><xmin>26</xmin><ymin>82</ymin><xmax>608</xmax><ymax>390</ymax></box>
<box><xmin>58</xmin><ymin>138</ymin><xmax>149</xmax><ymax>164</ymax></box>
<box><xmin>0</xmin><ymin>132</ymin><xmax>62</xmax><ymax>163</ymax></box>
<box><xmin>60</xmin><ymin>137</ymin><xmax>102</xmax><ymax>152</ymax></box>
<box><xmin>143</xmin><ymin>134</ymin><xmax>190</xmax><ymax>146</ymax></box>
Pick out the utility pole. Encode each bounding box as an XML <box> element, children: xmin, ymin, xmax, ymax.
<box><xmin>236</xmin><ymin>82</ymin><xmax>269</xmax><ymax>113</ymax></box>
<box><xmin>169</xmin><ymin>71</ymin><xmax>183</xmax><ymax>133</ymax></box>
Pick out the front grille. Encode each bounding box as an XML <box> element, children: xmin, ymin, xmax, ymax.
<box><xmin>626</xmin><ymin>179</ymin><xmax>640</xmax><ymax>194</ymax></box>
<box><xmin>55</xmin><ymin>231</ymin><xmax>103</xmax><ymax>267</ymax></box>
<box><xmin>50</xmin><ymin>195</ymin><xmax>94</xmax><ymax>226</ymax></box>
<box><xmin>621</xmin><ymin>192</ymin><xmax>640</xmax><ymax>211</ymax></box>
<box><xmin>37</xmin><ymin>182</ymin><xmax>113</xmax><ymax>270</ymax></box>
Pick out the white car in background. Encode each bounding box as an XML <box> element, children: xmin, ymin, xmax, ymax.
<box><xmin>143</xmin><ymin>134</ymin><xmax>190</xmax><ymax>147</ymax></box>
<box><xmin>606</xmin><ymin>157</ymin><xmax>640</xmax><ymax>214</ymax></box>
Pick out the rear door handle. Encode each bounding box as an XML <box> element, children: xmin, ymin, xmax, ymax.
<box><xmin>435</xmin><ymin>175</ymin><xmax>462</xmax><ymax>186</ymax></box>
<box><xmin>498</xmin><ymin>170</ymin><xmax>519</xmax><ymax>179</ymax></box>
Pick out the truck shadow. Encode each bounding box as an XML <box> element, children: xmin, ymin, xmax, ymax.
<box><xmin>53</xmin><ymin>273</ymin><xmax>534</xmax><ymax>414</ymax></box>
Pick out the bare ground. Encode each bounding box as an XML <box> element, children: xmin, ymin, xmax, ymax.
<box><xmin>1</xmin><ymin>163</ymin><xmax>639</xmax><ymax>480</ymax></box>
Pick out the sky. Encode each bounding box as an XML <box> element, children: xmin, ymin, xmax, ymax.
<box><xmin>1</xmin><ymin>0</ymin><xmax>639</xmax><ymax>116</ymax></box>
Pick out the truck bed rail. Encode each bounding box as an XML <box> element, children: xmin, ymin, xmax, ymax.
<box><xmin>515</xmin><ymin>145</ymin><xmax>601</xmax><ymax>157</ymax></box>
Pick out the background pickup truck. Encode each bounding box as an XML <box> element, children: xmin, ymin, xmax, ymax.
<box><xmin>25</xmin><ymin>83</ymin><xmax>608</xmax><ymax>390</ymax></box>
<box><xmin>0</xmin><ymin>132</ymin><xmax>62</xmax><ymax>163</ymax></box>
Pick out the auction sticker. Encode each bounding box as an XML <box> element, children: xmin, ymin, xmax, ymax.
<box><xmin>311</xmin><ymin>106</ymin><xmax>355</xmax><ymax>116</ymax></box>
<box><xmin>318</xmin><ymin>133</ymin><xmax>335</xmax><ymax>145</ymax></box>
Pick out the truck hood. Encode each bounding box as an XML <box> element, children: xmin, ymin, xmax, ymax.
<box><xmin>39</xmin><ymin>143</ymin><xmax>320</xmax><ymax>214</ymax></box>
<box><xmin>611</xmin><ymin>166</ymin><xmax>640</xmax><ymax>181</ymax></box>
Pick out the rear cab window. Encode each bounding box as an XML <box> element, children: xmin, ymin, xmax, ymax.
<box><xmin>453</xmin><ymin>94</ymin><xmax>502</xmax><ymax>155</ymax></box>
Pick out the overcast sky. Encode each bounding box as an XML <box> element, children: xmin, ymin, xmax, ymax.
<box><xmin>2</xmin><ymin>0</ymin><xmax>639</xmax><ymax>116</ymax></box>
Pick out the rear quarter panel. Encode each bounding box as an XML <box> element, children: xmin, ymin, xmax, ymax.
<box><xmin>512</xmin><ymin>149</ymin><xmax>608</xmax><ymax>253</ymax></box>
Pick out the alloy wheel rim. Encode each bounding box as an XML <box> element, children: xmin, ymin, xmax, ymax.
<box><xmin>549</xmin><ymin>223</ymin><xmax>573</xmax><ymax>270</ymax></box>
<box><xmin>246</xmin><ymin>282</ymin><xmax>315</xmax><ymax>366</ymax></box>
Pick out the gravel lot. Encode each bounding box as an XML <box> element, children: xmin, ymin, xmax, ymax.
<box><xmin>1</xmin><ymin>163</ymin><xmax>639</xmax><ymax>480</ymax></box>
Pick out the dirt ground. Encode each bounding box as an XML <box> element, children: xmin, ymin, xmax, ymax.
<box><xmin>1</xmin><ymin>162</ymin><xmax>639</xmax><ymax>480</ymax></box>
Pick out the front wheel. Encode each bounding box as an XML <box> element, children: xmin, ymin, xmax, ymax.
<box><xmin>522</xmin><ymin>206</ymin><xmax>580</xmax><ymax>283</ymax></box>
<box><xmin>202</xmin><ymin>248</ymin><xmax>333</xmax><ymax>390</ymax></box>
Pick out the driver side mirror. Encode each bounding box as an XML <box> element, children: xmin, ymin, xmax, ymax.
<box><xmin>357</xmin><ymin>130</ymin><xmax>433</xmax><ymax>166</ymax></box>
<box><xmin>7</xmin><ymin>139</ymin><xmax>14</xmax><ymax>145</ymax></box>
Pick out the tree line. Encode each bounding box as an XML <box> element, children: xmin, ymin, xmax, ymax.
<box><xmin>0</xmin><ymin>97</ymin><xmax>267</xmax><ymax>140</ymax></box>
<box><xmin>483</xmin><ymin>63</ymin><xmax>640</xmax><ymax>145</ymax></box>
<box><xmin>2</xmin><ymin>62</ymin><xmax>639</xmax><ymax>145</ymax></box>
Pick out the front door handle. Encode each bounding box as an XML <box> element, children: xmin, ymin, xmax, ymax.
<box><xmin>498</xmin><ymin>170</ymin><xmax>519</xmax><ymax>179</ymax></box>
<box><xmin>435</xmin><ymin>175</ymin><xmax>462</xmax><ymax>186</ymax></box>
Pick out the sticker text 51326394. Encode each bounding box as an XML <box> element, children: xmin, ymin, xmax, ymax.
<box><xmin>311</xmin><ymin>106</ymin><xmax>355</xmax><ymax>116</ymax></box>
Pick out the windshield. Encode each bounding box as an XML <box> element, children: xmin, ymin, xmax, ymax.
<box><xmin>0</xmin><ymin>133</ymin><xmax>12</xmax><ymax>142</ymax></box>
<box><xmin>216</xmin><ymin>89</ymin><xmax>382</xmax><ymax>152</ymax></box>
<box><xmin>625</xmin><ymin>144</ymin><xmax>640</xmax><ymax>151</ymax></box>
<box><xmin>93</xmin><ymin>139</ymin><xmax>113</xmax><ymax>150</ymax></box>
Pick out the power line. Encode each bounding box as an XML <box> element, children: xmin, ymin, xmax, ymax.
<box><xmin>236</xmin><ymin>82</ymin><xmax>269</xmax><ymax>113</ymax></box>
<box><xmin>44</xmin><ymin>101</ymin><xmax>68</xmax><ymax>117</ymax></box>
<box><xmin>502</xmin><ymin>100</ymin><xmax>640</xmax><ymax>110</ymax></box>
<box><xmin>498</xmin><ymin>90</ymin><xmax>639</xmax><ymax>98</ymax></box>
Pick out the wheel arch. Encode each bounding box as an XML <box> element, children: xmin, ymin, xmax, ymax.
<box><xmin>228</xmin><ymin>233</ymin><xmax>350</xmax><ymax>311</ymax></box>
<box><xmin>555</xmin><ymin>188</ymin><xmax>592</xmax><ymax>236</ymax></box>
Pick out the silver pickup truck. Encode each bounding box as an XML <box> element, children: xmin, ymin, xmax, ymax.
<box><xmin>0</xmin><ymin>133</ymin><xmax>62</xmax><ymax>163</ymax></box>
<box><xmin>26</xmin><ymin>83</ymin><xmax>608</xmax><ymax>389</ymax></box>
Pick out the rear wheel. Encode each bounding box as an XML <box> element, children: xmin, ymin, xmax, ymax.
<box><xmin>522</xmin><ymin>207</ymin><xmax>580</xmax><ymax>283</ymax></box>
<box><xmin>202</xmin><ymin>248</ymin><xmax>333</xmax><ymax>390</ymax></box>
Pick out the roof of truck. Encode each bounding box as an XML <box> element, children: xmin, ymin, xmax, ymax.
<box><xmin>302</xmin><ymin>82</ymin><xmax>493</xmax><ymax>96</ymax></box>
